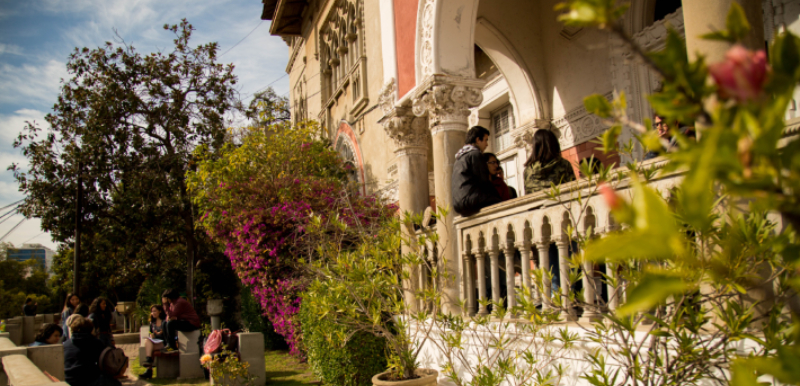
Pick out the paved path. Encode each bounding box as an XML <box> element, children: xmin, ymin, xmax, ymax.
<box><xmin>118</xmin><ymin>342</ymin><xmax>149</xmax><ymax>386</ymax></box>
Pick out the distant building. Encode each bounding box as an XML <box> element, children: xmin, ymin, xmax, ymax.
<box><xmin>7</xmin><ymin>243</ymin><xmax>56</xmax><ymax>273</ymax></box>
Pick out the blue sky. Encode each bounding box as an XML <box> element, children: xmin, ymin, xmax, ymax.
<box><xmin>0</xmin><ymin>0</ymin><xmax>290</xmax><ymax>250</ymax></box>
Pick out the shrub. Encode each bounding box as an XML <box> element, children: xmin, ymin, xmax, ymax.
<box><xmin>240</xmin><ymin>285</ymin><xmax>287</xmax><ymax>351</ymax></box>
<box><xmin>299</xmin><ymin>299</ymin><xmax>387</xmax><ymax>386</ymax></box>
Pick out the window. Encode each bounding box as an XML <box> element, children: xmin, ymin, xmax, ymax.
<box><xmin>500</xmin><ymin>156</ymin><xmax>518</xmax><ymax>195</ymax></box>
<box><xmin>492</xmin><ymin>105</ymin><xmax>514</xmax><ymax>152</ymax></box>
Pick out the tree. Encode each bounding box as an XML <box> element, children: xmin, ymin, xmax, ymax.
<box><xmin>243</xmin><ymin>88</ymin><xmax>291</xmax><ymax>129</ymax></box>
<box><xmin>10</xmin><ymin>20</ymin><xmax>238</xmax><ymax>301</ymax></box>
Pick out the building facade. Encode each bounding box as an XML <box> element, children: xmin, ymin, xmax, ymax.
<box><xmin>7</xmin><ymin>243</ymin><xmax>55</xmax><ymax>273</ymax></box>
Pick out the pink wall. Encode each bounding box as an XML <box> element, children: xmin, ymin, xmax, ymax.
<box><xmin>394</xmin><ymin>0</ymin><xmax>419</xmax><ymax>97</ymax></box>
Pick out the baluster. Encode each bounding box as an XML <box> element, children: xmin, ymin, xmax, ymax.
<box><xmin>463</xmin><ymin>252</ymin><xmax>476</xmax><ymax>316</ymax></box>
<box><xmin>556</xmin><ymin>238</ymin><xmax>578</xmax><ymax>321</ymax></box>
<box><xmin>607</xmin><ymin>262</ymin><xmax>619</xmax><ymax>310</ymax></box>
<box><xmin>503</xmin><ymin>245</ymin><xmax>517</xmax><ymax>313</ymax></box>
<box><xmin>489</xmin><ymin>248</ymin><xmax>501</xmax><ymax>315</ymax></box>
<box><xmin>517</xmin><ymin>242</ymin><xmax>534</xmax><ymax>304</ymax></box>
<box><xmin>536</xmin><ymin>240</ymin><xmax>551</xmax><ymax>310</ymax></box>
<box><xmin>474</xmin><ymin>249</ymin><xmax>489</xmax><ymax>315</ymax></box>
<box><xmin>581</xmin><ymin>255</ymin><xmax>601</xmax><ymax>322</ymax></box>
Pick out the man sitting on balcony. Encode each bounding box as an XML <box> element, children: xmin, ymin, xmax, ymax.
<box><xmin>452</xmin><ymin>126</ymin><xmax>502</xmax><ymax>217</ymax></box>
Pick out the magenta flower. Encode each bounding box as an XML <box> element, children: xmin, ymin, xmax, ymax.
<box><xmin>709</xmin><ymin>45</ymin><xmax>770</xmax><ymax>103</ymax></box>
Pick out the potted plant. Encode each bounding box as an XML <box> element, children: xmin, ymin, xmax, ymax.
<box><xmin>301</xmin><ymin>210</ymin><xmax>448</xmax><ymax>386</ymax></box>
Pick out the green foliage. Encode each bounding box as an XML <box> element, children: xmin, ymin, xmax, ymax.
<box><xmin>240</xmin><ymin>285</ymin><xmax>288</xmax><ymax>351</ymax></box>
<box><xmin>298</xmin><ymin>299</ymin><xmax>387</xmax><ymax>386</ymax></box>
<box><xmin>202</xmin><ymin>348</ymin><xmax>256</xmax><ymax>386</ymax></box>
<box><xmin>10</xmin><ymin>19</ymin><xmax>239</xmax><ymax>299</ymax></box>
<box><xmin>0</xmin><ymin>259</ymin><xmax>54</xmax><ymax>318</ymax></box>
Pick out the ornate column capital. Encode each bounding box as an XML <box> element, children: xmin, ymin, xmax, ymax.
<box><xmin>411</xmin><ymin>76</ymin><xmax>485</xmax><ymax>131</ymax></box>
<box><xmin>380</xmin><ymin>108</ymin><xmax>430</xmax><ymax>152</ymax></box>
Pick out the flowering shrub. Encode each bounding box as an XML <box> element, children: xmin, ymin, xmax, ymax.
<box><xmin>187</xmin><ymin>123</ymin><xmax>394</xmax><ymax>356</ymax></box>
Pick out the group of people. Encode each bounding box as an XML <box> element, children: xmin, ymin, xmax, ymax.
<box><xmin>19</xmin><ymin>288</ymin><xmax>201</xmax><ymax>384</ymax></box>
<box><xmin>452</xmin><ymin>126</ymin><xmax>575</xmax><ymax>217</ymax></box>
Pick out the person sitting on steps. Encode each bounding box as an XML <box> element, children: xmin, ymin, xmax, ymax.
<box><xmin>139</xmin><ymin>305</ymin><xmax>166</xmax><ymax>379</ymax></box>
<box><xmin>161</xmin><ymin>288</ymin><xmax>200</xmax><ymax>352</ymax></box>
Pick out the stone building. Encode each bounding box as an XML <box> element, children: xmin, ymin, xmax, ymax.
<box><xmin>262</xmin><ymin>0</ymin><xmax>799</xmax><ymax>382</ymax></box>
<box><xmin>263</xmin><ymin>0</ymin><xmax>799</xmax><ymax>310</ymax></box>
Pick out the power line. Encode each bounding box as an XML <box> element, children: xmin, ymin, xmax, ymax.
<box><xmin>0</xmin><ymin>218</ymin><xmax>26</xmax><ymax>242</ymax></box>
<box><xmin>242</xmin><ymin>73</ymin><xmax>290</xmax><ymax>102</ymax></box>
<box><xmin>219</xmin><ymin>21</ymin><xmax>264</xmax><ymax>58</ymax></box>
<box><xmin>21</xmin><ymin>232</ymin><xmax>46</xmax><ymax>244</ymax></box>
<box><xmin>0</xmin><ymin>200</ymin><xmax>22</xmax><ymax>212</ymax></box>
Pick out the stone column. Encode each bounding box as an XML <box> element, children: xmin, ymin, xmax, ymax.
<box><xmin>474</xmin><ymin>249</ymin><xmax>489</xmax><ymax>315</ymax></box>
<box><xmin>489</xmin><ymin>248</ymin><xmax>501</xmax><ymax>312</ymax></box>
<box><xmin>463</xmin><ymin>253</ymin><xmax>476</xmax><ymax>315</ymax></box>
<box><xmin>556</xmin><ymin>238</ymin><xmax>578</xmax><ymax>321</ymax></box>
<box><xmin>413</xmin><ymin>78</ymin><xmax>484</xmax><ymax>315</ymax></box>
<box><xmin>517</xmin><ymin>242</ymin><xmax>534</xmax><ymax>300</ymax></box>
<box><xmin>683</xmin><ymin>0</ymin><xmax>765</xmax><ymax>63</ymax></box>
<box><xmin>504</xmin><ymin>245</ymin><xmax>517</xmax><ymax>312</ymax></box>
<box><xmin>382</xmin><ymin>109</ymin><xmax>431</xmax><ymax>313</ymax></box>
<box><xmin>580</xmin><ymin>257</ymin><xmax>601</xmax><ymax>322</ymax></box>
<box><xmin>536</xmin><ymin>241</ymin><xmax>551</xmax><ymax>309</ymax></box>
<box><xmin>607</xmin><ymin>262</ymin><xmax>619</xmax><ymax>310</ymax></box>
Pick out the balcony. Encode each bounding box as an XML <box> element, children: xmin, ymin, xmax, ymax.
<box><xmin>450</xmin><ymin>157</ymin><xmax>681</xmax><ymax>319</ymax></box>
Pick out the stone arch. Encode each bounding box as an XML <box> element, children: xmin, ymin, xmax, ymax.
<box><xmin>541</xmin><ymin>216</ymin><xmax>552</xmax><ymax>242</ymax></box>
<box><xmin>491</xmin><ymin>228</ymin><xmax>500</xmax><ymax>251</ymax></box>
<box><xmin>334</xmin><ymin>121</ymin><xmax>366</xmax><ymax>194</ymax></box>
<box><xmin>561</xmin><ymin>211</ymin><xmax>572</xmax><ymax>236</ymax></box>
<box><xmin>474</xmin><ymin>17</ymin><xmax>545</xmax><ymax>124</ymax></box>
<box><xmin>523</xmin><ymin>220</ymin><xmax>533</xmax><ymax>244</ymax></box>
<box><xmin>584</xmin><ymin>206</ymin><xmax>597</xmax><ymax>236</ymax></box>
<box><xmin>415</xmin><ymin>0</ymin><xmax>481</xmax><ymax>81</ymax></box>
<box><xmin>505</xmin><ymin>224</ymin><xmax>516</xmax><ymax>248</ymax></box>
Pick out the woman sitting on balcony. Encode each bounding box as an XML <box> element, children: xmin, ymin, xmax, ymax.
<box><xmin>483</xmin><ymin>153</ymin><xmax>512</xmax><ymax>201</ymax></box>
<box><xmin>523</xmin><ymin>129</ymin><xmax>575</xmax><ymax>195</ymax></box>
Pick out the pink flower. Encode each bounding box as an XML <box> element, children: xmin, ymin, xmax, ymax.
<box><xmin>598</xmin><ymin>182</ymin><xmax>621</xmax><ymax>210</ymax></box>
<box><xmin>709</xmin><ymin>45</ymin><xmax>770</xmax><ymax>103</ymax></box>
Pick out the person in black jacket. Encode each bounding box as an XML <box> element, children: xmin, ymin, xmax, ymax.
<box><xmin>88</xmin><ymin>297</ymin><xmax>115</xmax><ymax>348</ymax></box>
<box><xmin>452</xmin><ymin>126</ymin><xmax>502</xmax><ymax>216</ymax></box>
<box><xmin>64</xmin><ymin>315</ymin><xmax>121</xmax><ymax>386</ymax></box>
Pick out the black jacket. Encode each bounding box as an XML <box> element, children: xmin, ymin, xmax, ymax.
<box><xmin>64</xmin><ymin>332</ymin><xmax>106</xmax><ymax>385</ymax></box>
<box><xmin>451</xmin><ymin>147</ymin><xmax>502</xmax><ymax>217</ymax></box>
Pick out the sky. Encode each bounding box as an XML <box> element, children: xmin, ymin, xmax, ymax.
<box><xmin>0</xmin><ymin>0</ymin><xmax>290</xmax><ymax>251</ymax></box>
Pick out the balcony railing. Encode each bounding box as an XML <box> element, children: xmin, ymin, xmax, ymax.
<box><xmin>452</xmin><ymin>158</ymin><xmax>681</xmax><ymax>319</ymax></box>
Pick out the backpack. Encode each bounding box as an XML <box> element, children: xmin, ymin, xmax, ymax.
<box><xmin>204</xmin><ymin>329</ymin><xmax>239</xmax><ymax>354</ymax></box>
<box><xmin>98</xmin><ymin>346</ymin><xmax>128</xmax><ymax>377</ymax></box>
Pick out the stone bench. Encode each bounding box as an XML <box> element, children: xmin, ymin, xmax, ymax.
<box><xmin>208</xmin><ymin>332</ymin><xmax>266</xmax><ymax>386</ymax></box>
<box><xmin>2</xmin><ymin>354</ymin><xmax>68</xmax><ymax>386</ymax></box>
<box><xmin>27</xmin><ymin>344</ymin><xmax>65</xmax><ymax>381</ymax></box>
<box><xmin>139</xmin><ymin>326</ymin><xmax>203</xmax><ymax>380</ymax></box>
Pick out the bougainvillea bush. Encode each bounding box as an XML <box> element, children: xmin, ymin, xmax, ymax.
<box><xmin>187</xmin><ymin>123</ymin><xmax>394</xmax><ymax>355</ymax></box>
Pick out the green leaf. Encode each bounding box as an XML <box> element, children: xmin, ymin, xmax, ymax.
<box><xmin>770</xmin><ymin>32</ymin><xmax>800</xmax><ymax>81</ymax></box>
<box><xmin>616</xmin><ymin>273</ymin><xmax>687</xmax><ymax>316</ymax></box>
<box><xmin>725</xmin><ymin>2</ymin><xmax>751</xmax><ymax>43</ymax></box>
<box><xmin>584</xmin><ymin>94</ymin><xmax>613</xmax><ymax>118</ymax></box>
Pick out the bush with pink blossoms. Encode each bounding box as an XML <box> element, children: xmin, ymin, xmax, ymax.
<box><xmin>187</xmin><ymin>123</ymin><xmax>394</xmax><ymax>356</ymax></box>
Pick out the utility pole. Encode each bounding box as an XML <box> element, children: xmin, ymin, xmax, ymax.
<box><xmin>73</xmin><ymin>161</ymin><xmax>82</xmax><ymax>297</ymax></box>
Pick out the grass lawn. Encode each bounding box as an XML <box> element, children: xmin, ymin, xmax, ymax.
<box><xmin>130</xmin><ymin>350</ymin><xmax>318</xmax><ymax>386</ymax></box>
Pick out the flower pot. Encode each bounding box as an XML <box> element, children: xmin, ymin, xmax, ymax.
<box><xmin>207</xmin><ymin>299</ymin><xmax>224</xmax><ymax>316</ymax></box>
<box><xmin>372</xmin><ymin>369</ymin><xmax>438</xmax><ymax>386</ymax></box>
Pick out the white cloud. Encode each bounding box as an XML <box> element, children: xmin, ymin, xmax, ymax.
<box><xmin>0</xmin><ymin>59</ymin><xmax>67</xmax><ymax>106</ymax></box>
<box><xmin>0</xmin><ymin>43</ymin><xmax>23</xmax><ymax>56</ymax></box>
<box><xmin>0</xmin><ymin>108</ymin><xmax>47</xmax><ymax>145</ymax></box>
<box><xmin>0</xmin><ymin>213</ymin><xmax>58</xmax><ymax>251</ymax></box>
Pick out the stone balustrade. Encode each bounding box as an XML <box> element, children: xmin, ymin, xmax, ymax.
<box><xmin>0</xmin><ymin>332</ymin><xmax>66</xmax><ymax>386</ymax></box>
<box><xmin>452</xmin><ymin>159</ymin><xmax>680</xmax><ymax>319</ymax></box>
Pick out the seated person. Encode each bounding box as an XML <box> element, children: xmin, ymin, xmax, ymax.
<box><xmin>139</xmin><ymin>305</ymin><xmax>166</xmax><ymax>379</ymax></box>
<box><xmin>452</xmin><ymin>126</ymin><xmax>502</xmax><ymax>216</ymax></box>
<box><xmin>23</xmin><ymin>298</ymin><xmax>38</xmax><ymax>316</ymax></box>
<box><xmin>161</xmin><ymin>289</ymin><xmax>200</xmax><ymax>352</ymax></box>
<box><xmin>64</xmin><ymin>315</ymin><xmax>121</xmax><ymax>386</ymax></box>
<box><xmin>88</xmin><ymin>297</ymin><xmax>115</xmax><ymax>347</ymax></box>
<box><xmin>61</xmin><ymin>293</ymin><xmax>81</xmax><ymax>342</ymax></box>
<box><xmin>524</xmin><ymin>129</ymin><xmax>575</xmax><ymax>194</ymax></box>
<box><xmin>483</xmin><ymin>152</ymin><xmax>512</xmax><ymax>201</ymax></box>
<box><xmin>30</xmin><ymin>323</ymin><xmax>63</xmax><ymax>346</ymax></box>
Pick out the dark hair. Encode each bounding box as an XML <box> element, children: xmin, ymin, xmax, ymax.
<box><xmin>149</xmin><ymin>305</ymin><xmax>166</xmax><ymax>323</ymax></box>
<box><xmin>75</xmin><ymin>303</ymin><xmax>89</xmax><ymax>317</ymax></box>
<box><xmin>63</xmin><ymin>293</ymin><xmax>80</xmax><ymax>312</ymax></box>
<box><xmin>89</xmin><ymin>297</ymin><xmax>113</xmax><ymax>316</ymax></box>
<box><xmin>482</xmin><ymin>152</ymin><xmax>498</xmax><ymax>164</ymax></box>
<box><xmin>161</xmin><ymin>289</ymin><xmax>179</xmax><ymax>301</ymax></box>
<box><xmin>524</xmin><ymin>129</ymin><xmax>562</xmax><ymax>167</ymax></box>
<box><xmin>25</xmin><ymin>297</ymin><xmax>32</xmax><ymax>304</ymax></box>
<box><xmin>34</xmin><ymin>323</ymin><xmax>63</xmax><ymax>343</ymax></box>
<box><xmin>465</xmin><ymin>126</ymin><xmax>491</xmax><ymax>145</ymax></box>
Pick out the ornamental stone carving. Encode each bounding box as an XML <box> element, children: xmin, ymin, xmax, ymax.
<box><xmin>420</xmin><ymin>0</ymin><xmax>436</xmax><ymax>77</ymax></box>
<box><xmin>412</xmin><ymin>84</ymin><xmax>483</xmax><ymax>127</ymax></box>
<box><xmin>382</xmin><ymin>110</ymin><xmax>429</xmax><ymax>150</ymax></box>
<box><xmin>378</xmin><ymin>78</ymin><xmax>397</xmax><ymax>115</ymax></box>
